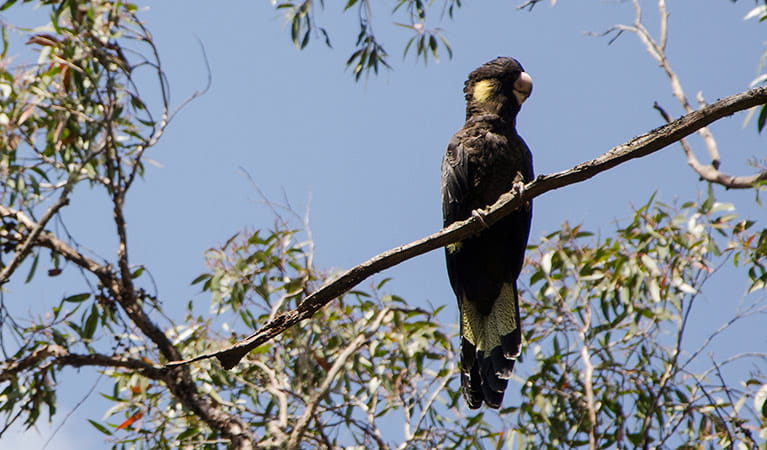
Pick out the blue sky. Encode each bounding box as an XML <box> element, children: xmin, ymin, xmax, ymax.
<box><xmin>2</xmin><ymin>1</ymin><xmax>766</xmax><ymax>447</ymax></box>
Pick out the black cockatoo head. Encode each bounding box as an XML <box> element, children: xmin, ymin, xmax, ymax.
<box><xmin>463</xmin><ymin>57</ymin><xmax>533</xmax><ymax>121</ymax></box>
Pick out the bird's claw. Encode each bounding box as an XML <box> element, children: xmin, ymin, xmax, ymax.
<box><xmin>471</xmin><ymin>209</ymin><xmax>490</xmax><ymax>229</ymax></box>
<box><xmin>511</xmin><ymin>180</ymin><xmax>531</xmax><ymax>209</ymax></box>
<box><xmin>511</xmin><ymin>180</ymin><xmax>525</xmax><ymax>197</ymax></box>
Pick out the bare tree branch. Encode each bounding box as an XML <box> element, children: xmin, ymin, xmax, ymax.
<box><xmin>622</xmin><ymin>0</ymin><xmax>740</xmax><ymax>174</ymax></box>
<box><xmin>591</xmin><ymin>0</ymin><xmax>766</xmax><ymax>186</ymax></box>
<box><xmin>0</xmin><ymin>344</ymin><xmax>165</xmax><ymax>381</ymax></box>
<box><xmin>165</xmin><ymin>85</ymin><xmax>767</xmax><ymax>371</ymax></box>
<box><xmin>653</xmin><ymin>102</ymin><xmax>767</xmax><ymax>188</ymax></box>
<box><xmin>0</xmin><ymin>208</ymin><xmax>258</xmax><ymax>448</ymax></box>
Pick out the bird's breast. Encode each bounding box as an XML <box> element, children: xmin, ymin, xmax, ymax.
<box><xmin>468</xmin><ymin>130</ymin><xmax>527</xmax><ymax>205</ymax></box>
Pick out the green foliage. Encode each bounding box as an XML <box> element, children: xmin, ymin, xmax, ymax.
<box><xmin>517</xmin><ymin>194</ymin><xmax>767</xmax><ymax>448</ymax></box>
<box><xmin>273</xmin><ymin>0</ymin><xmax>455</xmax><ymax>80</ymax></box>
<box><xmin>0</xmin><ymin>0</ymin><xmax>159</xmax><ymax>211</ymax></box>
<box><xmin>0</xmin><ymin>0</ymin><xmax>166</xmax><ymax>292</ymax></box>
<box><xmin>277</xmin><ymin>1</ymin><xmax>331</xmax><ymax>50</ymax></box>
<box><xmin>77</xmin><ymin>195</ymin><xmax>767</xmax><ymax>448</ymax></box>
<box><xmin>0</xmin><ymin>0</ymin><xmax>171</xmax><ymax>438</ymax></box>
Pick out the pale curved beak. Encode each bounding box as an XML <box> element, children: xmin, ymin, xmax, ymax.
<box><xmin>513</xmin><ymin>71</ymin><xmax>533</xmax><ymax>105</ymax></box>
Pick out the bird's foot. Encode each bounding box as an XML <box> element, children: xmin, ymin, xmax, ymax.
<box><xmin>511</xmin><ymin>180</ymin><xmax>531</xmax><ymax>209</ymax></box>
<box><xmin>511</xmin><ymin>180</ymin><xmax>525</xmax><ymax>197</ymax></box>
<box><xmin>471</xmin><ymin>209</ymin><xmax>490</xmax><ymax>229</ymax></box>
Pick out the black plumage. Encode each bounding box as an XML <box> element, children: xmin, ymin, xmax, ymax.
<box><xmin>441</xmin><ymin>57</ymin><xmax>534</xmax><ymax>409</ymax></box>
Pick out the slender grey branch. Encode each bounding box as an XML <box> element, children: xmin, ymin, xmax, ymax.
<box><xmin>653</xmin><ymin>102</ymin><xmax>767</xmax><ymax>188</ymax></box>
<box><xmin>0</xmin><ymin>344</ymin><xmax>166</xmax><ymax>381</ymax></box>
<box><xmin>286</xmin><ymin>307</ymin><xmax>390</xmax><ymax>449</ymax></box>
<box><xmin>166</xmin><ymin>86</ymin><xmax>767</xmax><ymax>371</ymax></box>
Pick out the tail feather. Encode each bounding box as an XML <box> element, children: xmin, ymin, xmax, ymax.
<box><xmin>480</xmin><ymin>355</ymin><xmax>508</xmax><ymax>408</ymax></box>
<box><xmin>460</xmin><ymin>338</ymin><xmax>484</xmax><ymax>409</ymax></box>
<box><xmin>460</xmin><ymin>282</ymin><xmax>521</xmax><ymax>409</ymax></box>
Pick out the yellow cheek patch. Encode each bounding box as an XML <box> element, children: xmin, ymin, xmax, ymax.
<box><xmin>473</xmin><ymin>79</ymin><xmax>497</xmax><ymax>103</ymax></box>
<box><xmin>446</xmin><ymin>242</ymin><xmax>463</xmax><ymax>253</ymax></box>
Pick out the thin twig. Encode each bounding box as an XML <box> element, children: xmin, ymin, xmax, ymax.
<box><xmin>402</xmin><ymin>364</ymin><xmax>455</xmax><ymax>450</ymax></box>
<box><xmin>286</xmin><ymin>307</ymin><xmax>390</xmax><ymax>449</ymax></box>
<box><xmin>516</xmin><ymin>0</ymin><xmax>547</xmax><ymax>11</ymax></box>
<box><xmin>250</xmin><ymin>360</ymin><xmax>289</xmax><ymax>446</ymax></box>
<box><xmin>578</xmin><ymin>305</ymin><xmax>598</xmax><ymax>450</ymax></box>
